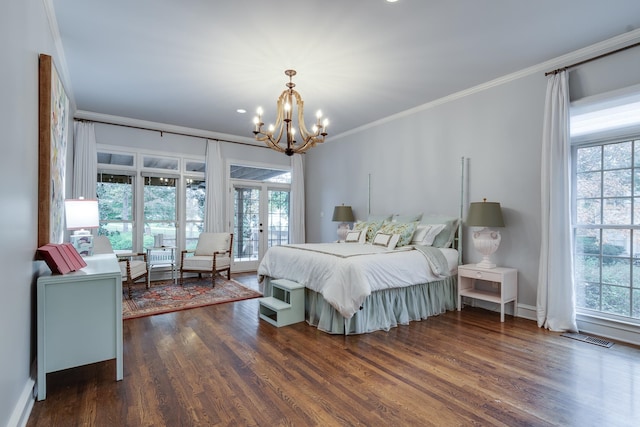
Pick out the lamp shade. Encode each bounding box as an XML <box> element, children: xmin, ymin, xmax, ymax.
<box><xmin>64</xmin><ymin>199</ymin><xmax>99</xmax><ymax>230</ymax></box>
<box><xmin>332</xmin><ymin>205</ymin><xmax>355</xmax><ymax>222</ymax></box>
<box><xmin>466</xmin><ymin>201</ymin><xmax>504</xmax><ymax>227</ymax></box>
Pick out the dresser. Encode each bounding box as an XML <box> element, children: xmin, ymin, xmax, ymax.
<box><xmin>37</xmin><ymin>253</ymin><xmax>123</xmax><ymax>400</ymax></box>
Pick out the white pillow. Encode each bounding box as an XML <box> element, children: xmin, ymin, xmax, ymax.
<box><xmin>412</xmin><ymin>224</ymin><xmax>446</xmax><ymax>246</ymax></box>
<box><xmin>345</xmin><ymin>230</ymin><xmax>366</xmax><ymax>244</ymax></box>
<box><xmin>372</xmin><ymin>232</ymin><xmax>400</xmax><ymax>249</ymax></box>
<box><xmin>411</xmin><ymin>224</ymin><xmax>430</xmax><ymax>244</ymax></box>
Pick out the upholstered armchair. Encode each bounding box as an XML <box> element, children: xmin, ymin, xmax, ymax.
<box><xmin>93</xmin><ymin>236</ymin><xmax>148</xmax><ymax>298</ymax></box>
<box><xmin>180</xmin><ymin>232</ymin><xmax>233</xmax><ymax>287</ymax></box>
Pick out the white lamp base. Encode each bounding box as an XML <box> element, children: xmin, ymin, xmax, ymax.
<box><xmin>337</xmin><ymin>223</ymin><xmax>351</xmax><ymax>241</ymax></box>
<box><xmin>472</xmin><ymin>228</ymin><xmax>501</xmax><ymax>269</ymax></box>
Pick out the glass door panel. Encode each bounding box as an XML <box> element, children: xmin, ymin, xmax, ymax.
<box><xmin>233</xmin><ymin>186</ymin><xmax>261</xmax><ymax>270</ymax></box>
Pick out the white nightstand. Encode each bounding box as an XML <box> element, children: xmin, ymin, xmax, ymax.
<box><xmin>458</xmin><ymin>264</ymin><xmax>518</xmax><ymax>322</ymax></box>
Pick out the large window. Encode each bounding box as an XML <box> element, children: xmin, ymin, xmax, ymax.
<box><xmin>572</xmin><ymin>87</ymin><xmax>640</xmax><ymax>322</ymax></box>
<box><xmin>573</xmin><ymin>140</ymin><xmax>640</xmax><ymax>320</ymax></box>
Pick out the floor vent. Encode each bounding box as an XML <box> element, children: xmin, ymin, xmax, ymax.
<box><xmin>561</xmin><ymin>332</ymin><xmax>614</xmax><ymax>348</ymax></box>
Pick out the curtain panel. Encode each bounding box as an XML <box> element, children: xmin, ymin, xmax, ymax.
<box><xmin>537</xmin><ymin>70</ymin><xmax>578</xmax><ymax>332</ymax></box>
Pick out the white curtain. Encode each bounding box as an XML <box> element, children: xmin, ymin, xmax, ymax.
<box><xmin>290</xmin><ymin>154</ymin><xmax>305</xmax><ymax>244</ymax></box>
<box><xmin>72</xmin><ymin>121</ymin><xmax>97</xmax><ymax>199</ymax></box>
<box><xmin>204</xmin><ymin>140</ymin><xmax>225</xmax><ymax>232</ymax></box>
<box><xmin>537</xmin><ymin>70</ymin><xmax>578</xmax><ymax>332</ymax></box>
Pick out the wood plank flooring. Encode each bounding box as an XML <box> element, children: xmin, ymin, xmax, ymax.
<box><xmin>27</xmin><ymin>273</ymin><xmax>640</xmax><ymax>426</ymax></box>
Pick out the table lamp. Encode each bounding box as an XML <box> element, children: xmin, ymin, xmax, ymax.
<box><xmin>332</xmin><ymin>205</ymin><xmax>355</xmax><ymax>241</ymax></box>
<box><xmin>466</xmin><ymin>199</ymin><xmax>505</xmax><ymax>268</ymax></box>
<box><xmin>65</xmin><ymin>198</ymin><xmax>99</xmax><ymax>256</ymax></box>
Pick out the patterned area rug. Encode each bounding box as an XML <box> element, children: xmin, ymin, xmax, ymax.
<box><xmin>123</xmin><ymin>277</ymin><xmax>262</xmax><ymax>320</ymax></box>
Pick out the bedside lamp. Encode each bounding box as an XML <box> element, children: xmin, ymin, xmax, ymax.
<box><xmin>65</xmin><ymin>198</ymin><xmax>99</xmax><ymax>257</ymax></box>
<box><xmin>332</xmin><ymin>205</ymin><xmax>355</xmax><ymax>241</ymax></box>
<box><xmin>466</xmin><ymin>199</ymin><xmax>505</xmax><ymax>269</ymax></box>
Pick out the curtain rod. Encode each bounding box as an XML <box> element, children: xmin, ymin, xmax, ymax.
<box><xmin>74</xmin><ymin>118</ymin><xmax>269</xmax><ymax>150</ymax></box>
<box><xmin>545</xmin><ymin>41</ymin><xmax>640</xmax><ymax>76</ymax></box>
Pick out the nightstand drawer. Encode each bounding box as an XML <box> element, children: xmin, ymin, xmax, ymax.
<box><xmin>458</xmin><ymin>267</ymin><xmax>503</xmax><ymax>282</ymax></box>
<box><xmin>467</xmin><ymin>269</ymin><xmax>502</xmax><ymax>282</ymax></box>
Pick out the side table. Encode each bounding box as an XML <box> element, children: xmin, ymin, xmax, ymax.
<box><xmin>146</xmin><ymin>246</ymin><xmax>177</xmax><ymax>286</ymax></box>
<box><xmin>458</xmin><ymin>264</ymin><xmax>518</xmax><ymax>322</ymax></box>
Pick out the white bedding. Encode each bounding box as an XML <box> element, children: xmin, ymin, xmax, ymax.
<box><xmin>257</xmin><ymin>243</ymin><xmax>458</xmax><ymax>319</ymax></box>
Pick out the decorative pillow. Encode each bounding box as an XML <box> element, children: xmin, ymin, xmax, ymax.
<box><xmin>353</xmin><ymin>220</ymin><xmax>384</xmax><ymax>243</ymax></box>
<box><xmin>372</xmin><ymin>232</ymin><xmax>400</xmax><ymax>250</ymax></box>
<box><xmin>392</xmin><ymin>213</ymin><xmax>423</xmax><ymax>223</ymax></box>
<box><xmin>422</xmin><ymin>217</ymin><xmax>459</xmax><ymax>248</ymax></box>
<box><xmin>367</xmin><ymin>214</ymin><xmax>393</xmax><ymax>222</ymax></box>
<box><xmin>410</xmin><ymin>224</ymin><xmax>447</xmax><ymax>246</ymax></box>
<box><xmin>377</xmin><ymin>221</ymin><xmax>418</xmax><ymax>247</ymax></box>
<box><xmin>345</xmin><ymin>230</ymin><xmax>366</xmax><ymax>244</ymax></box>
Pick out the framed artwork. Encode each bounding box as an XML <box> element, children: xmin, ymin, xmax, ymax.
<box><xmin>38</xmin><ymin>54</ymin><xmax>70</xmax><ymax>247</ymax></box>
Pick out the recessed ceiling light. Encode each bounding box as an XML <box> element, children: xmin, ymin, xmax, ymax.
<box><xmin>237</xmin><ymin>109</ymin><xmax>246</xmax><ymax>114</ymax></box>
<box><xmin>387</xmin><ymin>0</ymin><xmax>399</xmax><ymax>3</ymax></box>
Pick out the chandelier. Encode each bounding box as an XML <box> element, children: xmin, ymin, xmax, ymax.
<box><xmin>253</xmin><ymin>69</ymin><xmax>329</xmax><ymax>156</ymax></box>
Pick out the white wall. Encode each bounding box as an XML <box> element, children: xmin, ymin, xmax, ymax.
<box><xmin>0</xmin><ymin>1</ymin><xmax>63</xmax><ymax>426</ymax></box>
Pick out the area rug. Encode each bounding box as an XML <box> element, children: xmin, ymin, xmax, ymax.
<box><xmin>123</xmin><ymin>277</ymin><xmax>262</xmax><ymax>320</ymax></box>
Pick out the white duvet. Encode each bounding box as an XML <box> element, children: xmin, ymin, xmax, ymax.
<box><xmin>257</xmin><ymin>243</ymin><xmax>458</xmax><ymax>319</ymax></box>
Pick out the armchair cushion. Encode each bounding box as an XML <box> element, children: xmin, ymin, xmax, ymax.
<box><xmin>181</xmin><ymin>254</ymin><xmax>231</xmax><ymax>271</ymax></box>
<box><xmin>194</xmin><ymin>233</ymin><xmax>232</xmax><ymax>256</ymax></box>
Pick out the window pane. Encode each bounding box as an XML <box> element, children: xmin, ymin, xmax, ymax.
<box><xmin>98</xmin><ymin>152</ymin><xmax>134</xmax><ymax>167</ymax></box>
<box><xmin>603</xmin><ymin>169</ymin><xmax>631</xmax><ymax>197</ymax></box>
<box><xmin>575</xmin><ymin>229</ymin><xmax>600</xmax><ymax>255</ymax></box>
<box><xmin>575</xmin><ymin>254</ymin><xmax>600</xmax><ymax>283</ymax></box>
<box><xmin>234</xmin><ymin>187</ymin><xmax>260</xmax><ymax>261</ymax></box>
<box><xmin>601</xmin><ymin>285</ymin><xmax>630</xmax><ymax>316</ymax></box>
<box><xmin>576</xmin><ymin>199</ymin><xmax>601</xmax><ymax>224</ymax></box>
<box><xmin>144</xmin><ymin>176</ymin><xmax>176</xmax><ymax>248</ymax></box>
<box><xmin>230</xmin><ymin>165</ymin><xmax>291</xmax><ymax>183</ymax></box>
<box><xmin>576</xmin><ymin>146</ymin><xmax>601</xmax><ymax>172</ymax></box>
<box><xmin>602</xmin><ymin>198</ymin><xmax>631</xmax><ymax>225</ymax></box>
<box><xmin>602</xmin><ymin>258</ymin><xmax>630</xmax><ymax>286</ymax></box>
<box><xmin>98</xmin><ymin>222</ymin><xmax>133</xmax><ymax>251</ymax></box>
<box><xmin>186</xmin><ymin>179</ymin><xmax>205</xmax><ymax>221</ymax></box>
<box><xmin>185</xmin><ymin>161</ymin><xmax>205</xmax><ymax>172</ymax></box>
<box><xmin>576</xmin><ymin>172</ymin><xmax>601</xmax><ymax>198</ymax></box>
<box><xmin>603</xmin><ymin>228</ymin><xmax>629</xmax><ymax>254</ymax></box>
<box><xmin>633</xmin><ymin>289</ymin><xmax>640</xmax><ymax>318</ymax></box>
<box><xmin>97</xmin><ymin>174</ymin><xmax>133</xmax><ymax>220</ymax></box>
<box><xmin>268</xmin><ymin>190</ymin><xmax>289</xmax><ymax>247</ymax></box>
<box><xmin>575</xmin><ymin>281</ymin><xmax>601</xmax><ymax>311</ymax></box>
<box><xmin>185</xmin><ymin>179</ymin><xmax>205</xmax><ymax>251</ymax></box>
<box><xmin>603</xmin><ymin>141</ymin><xmax>631</xmax><ymax>170</ymax></box>
<box><xmin>143</xmin><ymin>156</ymin><xmax>178</xmax><ymax>170</ymax></box>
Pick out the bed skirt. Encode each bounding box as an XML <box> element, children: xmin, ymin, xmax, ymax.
<box><xmin>262</xmin><ymin>276</ymin><xmax>457</xmax><ymax>335</ymax></box>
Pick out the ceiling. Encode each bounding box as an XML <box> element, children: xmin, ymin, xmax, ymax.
<box><xmin>51</xmin><ymin>0</ymin><xmax>640</xmax><ymax>142</ymax></box>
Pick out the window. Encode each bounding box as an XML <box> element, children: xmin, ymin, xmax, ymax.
<box><xmin>97</xmin><ymin>147</ymin><xmax>205</xmax><ymax>254</ymax></box>
<box><xmin>572</xmin><ymin>87</ymin><xmax>640</xmax><ymax>322</ymax></box>
<box><xmin>573</xmin><ymin>140</ymin><xmax>640</xmax><ymax>319</ymax></box>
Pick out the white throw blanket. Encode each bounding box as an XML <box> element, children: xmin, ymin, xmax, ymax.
<box><xmin>257</xmin><ymin>243</ymin><xmax>455</xmax><ymax>319</ymax></box>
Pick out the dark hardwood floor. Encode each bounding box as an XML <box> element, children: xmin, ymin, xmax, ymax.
<box><xmin>28</xmin><ymin>272</ymin><xmax>640</xmax><ymax>426</ymax></box>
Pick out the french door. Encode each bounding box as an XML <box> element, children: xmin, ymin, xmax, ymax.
<box><xmin>232</xmin><ymin>183</ymin><xmax>290</xmax><ymax>272</ymax></box>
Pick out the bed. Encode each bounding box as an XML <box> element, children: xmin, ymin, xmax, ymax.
<box><xmin>257</xmin><ymin>216</ymin><xmax>461</xmax><ymax>334</ymax></box>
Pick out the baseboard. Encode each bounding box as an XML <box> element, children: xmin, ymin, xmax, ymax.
<box><xmin>499</xmin><ymin>303</ymin><xmax>640</xmax><ymax>347</ymax></box>
<box><xmin>7</xmin><ymin>376</ymin><xmax>35</xmax><ymax>427</ymax></box>
<box><xmin>577</xmin><ymin>313</ymin><xmax>640</xmax><ymax>346</ymax></box>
